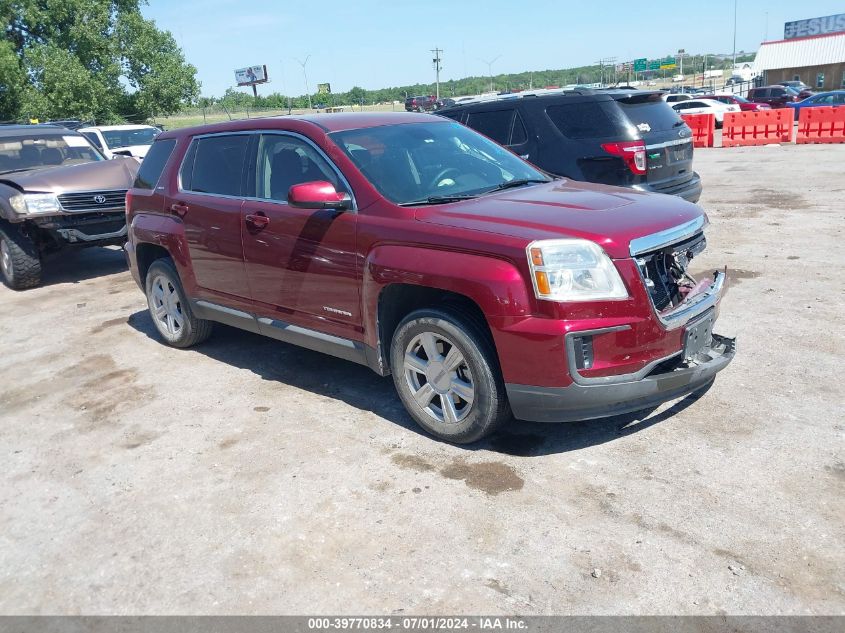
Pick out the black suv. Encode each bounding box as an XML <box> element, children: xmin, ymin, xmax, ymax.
<box><xmin>404</xmin><ymin>95</ymin><xmax>436</xmax><ymax>112</ymax></box>
<box><xmin>437</xmin><ymin>90</ymin><xmax>702</xmax><ymax>202</ymax></box>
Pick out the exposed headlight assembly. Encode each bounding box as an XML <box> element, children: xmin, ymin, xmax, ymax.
<box><xmin>527</xmin><ymin>239</ymin><xmax>628</xmax><ymax>302</ymax></box>
<box><xmin>9</xmin><ymin>193</ymin><xmax>62</xmax><ymax>216</ymax></box>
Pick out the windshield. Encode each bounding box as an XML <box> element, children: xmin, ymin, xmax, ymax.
<box><xmin>733</xmin><ymin>95</ymin><xmax>749</xmax><ymax>103</ymax></box>
<box><xmin>0</xmin><ymin>133</ymin><xmax>103</xmax><ymax>173</ymax></box>
<box><xmin>329</xmin><ymin>121</ymin><xmax>548</xmax><ymax>205</ymax></box>
<box><xmin>101</xmin><ymin>127</ymin><xmax>159</xmax><ymax>149</ymax></box>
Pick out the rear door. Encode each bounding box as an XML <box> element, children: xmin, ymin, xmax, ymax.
<box><xmin>615</xmin><ymin>93</ymin><xmax>695</xmax><ymax>191</ymax></box>
<box><xmin>173</xmin><ymin>133</ymin><xmax>252</xmax><ymax>299</ymax></box>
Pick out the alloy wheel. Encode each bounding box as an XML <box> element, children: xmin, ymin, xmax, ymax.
<box><xmin>150</xmin><ymin>274</ymin><xmax>185</xmax><ymax>336</ymax></box>
<box><xmin>403</xmin><ymin>331</ymin><xmax>475</xmax><ymax>425</ymax></box>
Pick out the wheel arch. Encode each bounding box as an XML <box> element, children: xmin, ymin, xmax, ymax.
<box><xmin>362</xmin><ymin>245</ymin><xmax>532</xmax><ymax>376</ymax></box>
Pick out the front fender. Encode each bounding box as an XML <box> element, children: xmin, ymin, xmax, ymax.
<box><xmin>361</xmin><ymin>244</ymin><xmax>532</xmax><ymax>350</ymax></box>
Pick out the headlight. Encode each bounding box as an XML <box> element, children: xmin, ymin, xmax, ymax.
<box><xmin>9</xmin><ymin>194</ymin><xmax>27</xmax><ymax>215</ymax></box>
<box><xmin>526</xmin><ymin>239</ymin><xmax>628</xmax><ymax>302</ymax></box>
<box><xmin>20</xmin><ymin>193</ymin><xmax>62</xmax><ymax>216</ymax></box>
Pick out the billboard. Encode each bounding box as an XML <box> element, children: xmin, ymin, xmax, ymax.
<box><xmin>784</xmin><ymin>14</ymin><xmax>845</xmax><ymax>39</ymax></box>
<box><xmin>235</xmin><ymin>65</ymin><xmax>268</xmax><ymax>86</ymax></box>
<box><xmin>317</xmin><ymin>83</ymin><xmax>331</xmax><ymax>95</ymax></box>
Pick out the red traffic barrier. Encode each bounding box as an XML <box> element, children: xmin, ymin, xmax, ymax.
<box><xmin>796</xmin><ymin>106</ymin><xmax>845</xmax><ymax>144</ymax></box>
<box><xmin>680</xmin><ymin>113</ymin><xmax>715</xmax><ymax>148</ymax></box>
<box><xmin>722</xmin><ymin>109</ymin><xmax>793</xmax><ymax>147</ymax></box>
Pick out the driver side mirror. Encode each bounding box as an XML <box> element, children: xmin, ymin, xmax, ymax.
<box><xmin>288</xmin><ymin>181</ymin><xmax>352</xmax><ymax>211</ymax></box>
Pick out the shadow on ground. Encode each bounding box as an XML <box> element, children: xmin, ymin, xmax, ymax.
<box><xmin>128</xmin><ymin>309</ymin><xmax>710</xmax><ymax>457</ymax></box>
<box><xmin>40</xmin><ymin>246</ymin><xmax>127</xmax><ymax>286</ymax></box>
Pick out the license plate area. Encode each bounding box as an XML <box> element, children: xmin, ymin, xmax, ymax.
<box><xmin>683</xmin><ymin>310</ymin><xmax>715</xmax><ymax>360</ymax></box>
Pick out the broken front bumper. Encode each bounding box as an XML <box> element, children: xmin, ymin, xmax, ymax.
<box><xmin>506</xmin><ymin>333</ymin><xmax>735</xmax><ymax>424</ymax></box>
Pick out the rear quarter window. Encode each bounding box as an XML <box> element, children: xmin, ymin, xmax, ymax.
<box><xmin>133</xmin><ymin>138</ymin><xmax>177</xmax><ymax>190</ymax></box>
<box><xmin>546</xmin><ymin>102</ymin><xmax>622</xmax><ymax>139</ymax></box>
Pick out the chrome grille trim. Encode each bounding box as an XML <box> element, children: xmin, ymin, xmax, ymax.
<box><xmin>629</xmin><ymin>216</ymin><xmax>708</xmax><ymax>257</ymax></box>
<box><xmin>57</xmin><ymin>189</ymin><xmax>127</xmax><ymax>213</ymax></box>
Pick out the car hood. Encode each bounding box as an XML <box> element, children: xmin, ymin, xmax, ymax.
<box><xmin>414</xmin><ymin>179</ymin><xmax>703</xmax><ymax>259</ymax></box>
<box><xmin>1</xmin><ymin>157</ymin><xmax>139</xmax><ymax>193</ymax></box>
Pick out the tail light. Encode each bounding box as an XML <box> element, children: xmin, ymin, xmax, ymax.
<box><xmin>124</xmin><ymin>190</ymin><xmax>132</xmax><ymax>215</ymax></box>
<box><xmin>601</xmin><ymin>140</ymin><xmax>647</xmax><ymax>175</ymax></box>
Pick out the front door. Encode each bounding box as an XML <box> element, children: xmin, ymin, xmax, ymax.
<box><xmin>241</xmin><ymin>132</ymin><xmax>360</xmax><ymax>341</ymax></box>
<box><xmin>175</xmin><ymin>133</ymin><xmax>251</xmax><ymax>300</ymax></box>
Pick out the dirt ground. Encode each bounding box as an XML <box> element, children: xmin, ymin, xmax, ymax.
<box><xmin>1</xmin><ymin>143</ymin><xmax>843</xmax><ymax>616</ymax></box>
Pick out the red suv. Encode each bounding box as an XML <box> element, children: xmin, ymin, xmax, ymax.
<box><xmin>125</xmin><ymin>113</ymin><xmax>735</xmax><ymax>443</ymax></box>
<box><xmin>746</xmin><ymin>86</ymin><xmax>800</xmax><ymax>109</ymax></box>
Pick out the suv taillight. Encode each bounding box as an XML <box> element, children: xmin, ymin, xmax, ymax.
<box><xmin>601</xmin><ymin>140</ymin><xmax>647</xmax><ymax>175</ymax></box>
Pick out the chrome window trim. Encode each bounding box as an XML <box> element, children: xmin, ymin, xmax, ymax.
<box><xmin>175</xmin><ymin>129</ymin><xmax>357</xmax><ymax>212</ymax></box>
<box><xmin>628</xmin><ymin>216</ymin><xmax>707</xmax><ymax>257</ymax></box>
<box><xmin>644</xmin><ymin>137</ymin><xmax>693</xmax><ymax>150</ymax></box>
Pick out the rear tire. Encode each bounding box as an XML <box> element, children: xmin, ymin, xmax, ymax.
<box><xmin>0</xmin><ymin>226</ymin><xmax>42</xmax><ymax>290</ymax></box>
<box><xmin>390</xmin><ymin>307</ymin><xmax>511</xmax><ymax>443</ymax></box>
<box><xmin>145</xmin><ymin>258</ymin><xmax>212</xmax><ymax>348</ymax></box>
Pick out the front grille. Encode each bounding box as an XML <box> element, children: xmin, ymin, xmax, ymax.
<box><xmin>637</xmin><ymin>232</ymin><xmax>707</xmax><ymax>313</ymax></box>
<box><xmin>58</xmin><ymin>190</ymin><xmax>127</xmax><ymax>213</ymax></box>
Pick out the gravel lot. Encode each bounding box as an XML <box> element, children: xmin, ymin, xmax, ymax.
<box><xmin>1</xmin><ymin>143</ymin><xmax>843</xmax><ymax>616</ymax></box>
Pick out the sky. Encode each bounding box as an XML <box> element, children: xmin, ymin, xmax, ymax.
<box><xmin>142</xmin><ymin>0</ymin><xmax>845</xmax><ymax>98</ymax></box>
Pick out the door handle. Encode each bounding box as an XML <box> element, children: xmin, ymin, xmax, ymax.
<box><xmin>245</xmin><ymin>213</ymin><xmax>270</xmax><ymax>229</ymax></box>
<box><xmin>170</xmin><ymin>203</ymin><xmax>189</xmax><ymax>217</ymax></box>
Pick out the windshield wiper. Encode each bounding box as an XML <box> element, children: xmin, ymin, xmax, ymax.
<box><xmin>398</xmin><ymin>194</ymin><xmax>479</xmax><ymax>206</ymax></box>
<box><xmin>483</xmin><ymin>178</ymin><xmax>549</xmax><ymax>194</ymax></box>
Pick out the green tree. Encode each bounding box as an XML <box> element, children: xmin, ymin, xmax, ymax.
<box><xmin>1</xmin><ymin>0</ymin><xmax>198</xmax><ymax>123</ymax></box>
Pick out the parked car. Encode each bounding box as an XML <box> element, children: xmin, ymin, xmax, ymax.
<box><xmin>786</xmin><ymin>90</ymin><xmax>845</xmax><ymax>120</ymax></box>
<box><xmin>697</xmin><ymin>94</ymin><xmax>771</xmax><ymax>112</ymax></box>
<box><xmin>434</xmin><ymin>98</ymin><xmax>457</xmax><ymax>110</ymax></box>
<box><xmin>437</xmin><ymin>89</ymin><xmax>702</xmax><ymax>202</ymax></box>
<box><xmin>0</xmin><ymin>125</ymin><xmax>139</xmax><ymax>289</ymax></box>
<box><xmin>662</xmin><ymin>93</ymin><xmax>693</xmax><ymax>103</ymax></box>
<box><xmin>777</xmin><ymin>81</ymin><xmax>814</xmax><ymax>100</ymax></box>
<box><xmin>724</xmin><ymin>75</ymin><xmax>746</xmax><ymax>87</ymax></box>
<box><xmin>125</xmin><ymin>113</ymin><xmax>734</xmax><ymax>443</ymax></box>
<box><xmin>671</xmin><ymin>98</ymin><xmax>740</xmax><ymax>128</ymax></box>
<box><xmin>78</xmin><ymin>124</ymin><xmax>160</xmax><ymax>159</ymax></box>
<box><xmin>746</xmin><ymin>85</ymin><xmax>801</xmax><ymax>109</ymax></box>
<box><xmin>404</xmin><ymin>95</ymin><xmax>436</xmax><ymax>112</ymax></box>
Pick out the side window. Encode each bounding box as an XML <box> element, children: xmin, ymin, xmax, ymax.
<box><xmin>256</xmin><ymin>134</ymin><xmax>345</xmax><ymax>202</ymax></box>
<box><xmin>771</xmin><ymin>88</ymin><xmax>785</xmax><ymax>97</ymax></box>
<box><xmin>439</xmin><ymin>111</ymin><xmax>463</xmax><ymax>123</ymax></box>
<box><xmin>179</xmin><ymin>139</ymin><xmax>198</xmax><ymax>190</ymax></box>
<box><xmin>188</xmin><ymin>134</ymin><xmax>250</xmax><ymax>196</ymax></box>
<box><xmin>466</xmin><ymin>109</ymin><xmax>514</xmax><ymax>144</ymax></box>
<box><xmin>510</xmin><ymin>111</ymin><xmax>528</xmax><ymax>145</ymax></box>
<box><xmin>546</xmin><ymin>102</ymin><xmax>619</xmax><ymax>139</ymax></box>
<box><xmin>816</xmin><ymin>73</ymin><xmax>824</xmax><ymax>89</ymax></box>
<box><xmin>82</xmin><ymin>132</ymin><xmax>103</xmax><ymax>151</ymax></box>
<box><xmin>134</xmin><ymin>139</ymin><xmax>176</xmax><ymax>190</ymax></box>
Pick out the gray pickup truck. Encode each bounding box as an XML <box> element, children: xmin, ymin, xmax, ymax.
<box><xmin>0</xmin><ymin>124</ymin><xmax>139</xmax><ymax>289</ymax></box>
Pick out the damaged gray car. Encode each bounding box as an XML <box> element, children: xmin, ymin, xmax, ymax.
<box><xmin>0</xmin><ymin>124</ymin><xmax>139</xmax><ymax>289</ymax></box>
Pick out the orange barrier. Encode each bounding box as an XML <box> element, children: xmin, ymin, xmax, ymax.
<box><xmin>796</xmin><ymin>106</ymin><xmax>845</xmax><ymax>144</ymax></box>
<box><xmin>721</xmin><ymin>109</ymin><xmax>793</xmax><ymax>147</ymax></box>
<box><xmin>680</xmin><ymin>113</ymin><xmax>715</xmax><ymax>148</ymax></box>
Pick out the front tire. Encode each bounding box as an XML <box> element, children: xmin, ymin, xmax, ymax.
<box><xmin>390</xmin><ymin>307</ymin><xmax>511</xmax><ymax>443</ymax></box>
<box><xmin>145</xmin><ymin>258</ymin><xmax>212</xmax><ymax>348</ymax></box>
<box><xmin>0</xmin><ymin>225</ymin><xmax>42</xmax><ymax>290</ymax></box>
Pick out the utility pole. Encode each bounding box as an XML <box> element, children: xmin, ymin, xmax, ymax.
<box><xmin>594</xmin><ymin>57</ymin><xmax>617</xmax><ymax>86</ymax></box>
<box><xmin>431</xmin><ymin>47</ymin><xmax>443</xmax><ymax>100</ymax></box>
<box><xmin>479</xmin><ymin>55</ymin><xmax>501</xmax><ymax>92</ymax></box>
<box><xmin>295</xmin><ymin>55</ymin><xmax>312</xmax><ymax>110</ymax></box>
<box><xmin>732</xmin><ymin>0</ymin><xmax>738</xmax><ymax>71</ymax></box>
